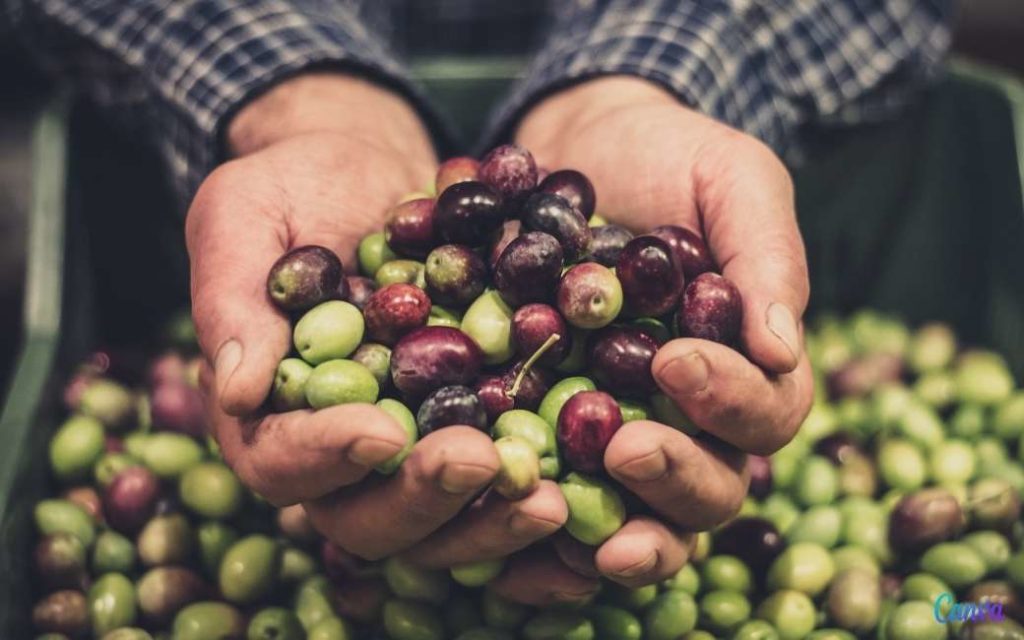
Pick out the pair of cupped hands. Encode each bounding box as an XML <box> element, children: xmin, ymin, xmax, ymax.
<box><xmin>187</xmin><ymin>72</ymin><xmax>813</xmax><ymax>604</ymax></box>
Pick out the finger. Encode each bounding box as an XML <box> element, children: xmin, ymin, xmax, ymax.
<box><xmin>206</xmin><ymin>398</ymin><xmax>407</xmax><ymax>506</ymax></box>
<box><xmin>696</xmin><ymin>139</ymin><xmax>809</xmax><ymax>373</ymax></box>
<box><xmin>605</xmin><ymin>421</ymin><xmax>748</xmax><ymax>530</ymax></box>
<box><xmin>406</xmin><ymin>481</ymin><xmax>567</xmax><ymax>568</ymax></box>
<box><xmin>595</xmin><ymin>516</ymin><xmax>694</xmax><ymax>588</ymax></box>
<box><xmin>552</xmin><ymin>532</ymin><xmax>600</xmax><ymax>579</ymax></box>
<box><xmin>303</xmin><ymin>426</ymin><xmax>500</xmax><ymax>560</ymax></box>
<box><xmin>186</xmin><ymin>164</ymin><xmax>291</xmax><ymax>417</ymax></box>
<box><xmin>651</xmin><ymin>338</ymin><xmax>813</xmax><ymax>455</ymax></box>
<box><xmin>490</xmin><ymin>545</ymin><xmax>600</xmax><ymax>606</ymax></box>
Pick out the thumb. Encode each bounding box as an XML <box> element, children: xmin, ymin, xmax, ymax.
<box><xmin>697</xmin><ymin>141</ymin><xmax>809</xmax><ymax>374</ymax></box>
<box><xmin>186</xmin><ymin>167</ymin><xmax>291</xmax><ymax>416</ymax></box>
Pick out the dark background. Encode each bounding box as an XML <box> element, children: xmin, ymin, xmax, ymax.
<box><xmin>0</xmin><ymin>0</ymin><xmax>1022</xmax><ymax>394</ymax></box>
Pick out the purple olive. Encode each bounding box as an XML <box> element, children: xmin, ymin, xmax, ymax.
<box><xmin>435</xmin><ymin>181</ymin><xmax>505</xmax><ymax>247</ymax></box>
<box><xmin>494</xmin><ymin>232</ymin><xmax>564</xmax><ymax>308</ymax></box>
<box><xmin>417</xmin><ymin>385</ymin><xmax>488</xmax><ymax>435</ymax></box>
<box><xmin>478</xmin><ymin>144</ymin><xmax>538</xmax><ymax>205</ymax></box>
<box><xmin>888</xmin><ymin>488</ymin><xmax>965</xmax><ymax>553</ymax></box>
<box><xmin>616</xmin><ymin>236</ymin><xmax>684</xmax><ymax>317</ymax></box>
<box><xmin>390</xmin><ymin>326</ymin><xmax>485</xmax><ymax>402</ymax></box>
<box><xmin>32</xmin><ymin>590</ymin><xmax>89</xmax><ymax>636</ymax></box>
<box><xmin>648</xmin><ymin>225</ymin><xmax>716</xmax><ymax>279</ymax></box>
<box><xmin>501</xmin><ymin>360</ymin><xmax>553</xmax><ymax>412</ymax></box>
<box><xmin>363</xmin><ymin>283</ymin><xmax>432</xmax><ymax>346</ymax></box>
<box><xmin>538</xmin><ymin>169</ymin><xmax>596</xmax><ymax>219</ymax></box>
<box><xmin>813</xmin><ymin>433</ymin><xmax>865</xmax><ymax>465</ymax></box>
<box><xmin>424</xmin><ymin>244</ymin><xmax>487</xmax><ymax>307</ymax></box>
<box><xmin>148</xmin><ymin>352</ymin><xmax>188</xmax><ymax>388</ymax></box>
<box><xmin>436</xmin><ymin>156</ymin><xmax>480</xmax><ymax>194</ymax></box>
<box><xmin>346</xmin><ymin>276</ymin><xmax>377</xmax><ymax>310</ymax></box>
<box><xmin>266</xmin><ymin>245</ymin><xmax>344</xmax><ymax>312</ymax></box>
<box><xmin>713</xmin><ymin>517</ymin><xmax>785</xmax><ymax>579</ymax></box>
<box><xmin>557</xmin><ymin>390</ymin><xmax>623</xmax><ymax>474</ymax></box>
<box><xmin>511</xmin><ymin>304</ymin><xmax>571</xmax><ymax>366</ymax></box>
<box><xmin>150</xmin><ymin>381</ymin><xmax>206</xmax><ymax>437</ymax></box>
<box><xmin>520</xmin><ymin>193</ymin><xmax>592</xmax><ymax>262</ymax></box>
<box><xmin>475</xmin><ymin>375</ymin><xmax>515</xmax><ymax>423</ymax></box>
<box><xmin>677</xmin><ymin>273</ymin><xmax>743</xmax><ymax>345</ymax></box>
<box><xmin>104</xmin><ymin>466</ymin><xmax>161</xmax><ymax>534</ymax></box>
<box><xmin>385</xmin><ymin>198</ymin><xmax>437</xmax><ymax>258</ymax></box>
<box><xmin>590</xmin><ymin>224</ymin><xmax>634</xmax><ymax>267</ymax></box>
<box><xmin>826</xmin><ymin>353</ymin><xmax>904</xmax><ymax>400</ymax></box>
<box><xmin>34</xmin><ymin>534</ymin><xmax>88</xmax><ymax>591</ymax></box>
<box><xmin>748</xmin><ymin>455</ymin><xmax>773</xmax><ymax>499</ymax></box>
<box><xmin>588</xmin><ymin>326</ymin><xmax>659</xmax><ymax>397</ymax></box>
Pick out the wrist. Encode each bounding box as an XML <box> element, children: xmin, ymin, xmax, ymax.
<box><xmin>227</xmin><ymin>72</ymin><xmax>434</xmax><ymax>161</ymax></box>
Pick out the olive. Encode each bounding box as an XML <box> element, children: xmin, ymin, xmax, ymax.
<box><xmin>138</xmin><ymin>513</ymin><xmax>194</xmax><ymax>567</ymax></box>
<box><xmin>247</xmin><ymin>607</ymin><xmax>304</xmax><ymax>640</ymax></box>
<box><xmin>88</xmin><ymin>573</ymin><xmax>137</xmax><ymax>636</ymax></box>
<box><xmin>137</xmin><ymin>566</ymin><xmax>207</xmax><ymax>624</ymax></box>
<box><xmin>559</xmin><ymin>472</ymin><xmax>626</xmax><ymax>545</ymax></box>
<box><xmin>49</xmin><ymin>415</ymin><xmax>106</xmax><ymax>483</ymax></box>
<box><xmin>920</xmin><ymin>542</ymin><xmax>988</xmax><ymax>589</ymax></box>
<box><xmin>171</xmin><ymin>601</ymin><xmax>245</xmax><ymax>640</ymax></box>
<box><xmin>384</xmin><ymin>556</ymin><xmax>451</xmax><ymax>605</ymax></box>
<box><xmin>584</xmin><ymin>605</ymin><xmax>642</xmax><ymax>640</ymax></box>
<box><xmin>197</xmin><ymin>521</ymin><xmax>238</xmax><ymax>578</ymax></box>
<box><xmin>888</xmin><ymin>488</ymin><xmax>965</xmax><ymax>552</ymax></box>
<box><xmin>644</xmin><ymin>591</ymin><xmax>698</xmax><ymax>640</ymax></box>
<box><xmin>825</xmin><ymin>568</ymin><xmax>881</xmax><ymax>633</ymax></box>
<box><xmin>755</xmin><ymin>590</ymin><xmax>816</xmax><ymax>640</ymax></box>
<box><xmin>34</xmin><ymin>533</ymin><xmax>88</xmax><ymax>591</ymax></box>
<box><xmin>266</xmin><ymin>245</ymin><xmax>343</xmax><ymax>312</ymax></box>
<box><xmin>179</xmin><ymin>462</ymin><xmax>244</xmax><ymax>520</ymax></box>
<box><xmin>92</xmin><ymin>530</ymin><xmax>136</xmax><ymax>575</ymax></box>
<box><xmin>713</xmin><ymin>518</ymin><xmax>785</xmax><ymax>580</ymax></box>
<box><xmin>34</xmin><ymin>499</ymin><xmax>96</xmax><ymax>548</ymax></box>
<box><xmin>308</xmin><ymin>617</ymin><xmax>355</xmax><ymax>640</ymax></box>
<box><xmin>493</xmin><ymin>436</ymin><xmax>541</xmax><ymax>500</ymax></box>
<box><xmin>522</xmin><ymin>611</ymin><xmax>595</xmax><ymax>640</ymax></box>
<box><xmin>383</xmin><ymin>598</ymin><xmax>446</xmax><ymax>640</ymax></box>
<box><xmin>218</xmin><ymin>535</ymin><xmax>281</xmax><ymax>604</ymax></box>
<box><xmin>766</xmin><ymin>542</ymin><xmax>835</xmax><ymax>596</ymax></box>
<box><xmin>481</xmin><ymin>590</ymin><xmax>530</xmax><ymax>630</ymax></box>
<box><xmin>33</xmin><ymin>590</ymin><xmax>89</xmax><ymax>636</ymax></box>
<box><xmin>451</xmin><ymin>559</ymin><xmax>505</xmax><ymax>588</ymax></box>
<box><xmin>80</xmin><ymin>379</ymin><xmax>137</xmax><ymax>431</ymax></box>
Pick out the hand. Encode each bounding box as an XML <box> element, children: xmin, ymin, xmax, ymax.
<box><xmin>188</xmin><ymin>73</ymin><xmax>565</xmax><ymax>562</ymax></box>
<box><xmin>496</xmin><ymin>76</ymin><xmax>814</xmax><ymax>596</ymax></box>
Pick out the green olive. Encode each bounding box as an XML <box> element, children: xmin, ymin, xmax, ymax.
<box><xmin>701</xmin><ymin>556</ymin><xmax>752</xmax><ymax>594</ymax></box>
<box><xmin>493</xmin><ymin>410</ymin><xmax>556</xmax><ymax>458</ymax></box>
<box><xmin>663</xmin><ymin>563</ymin><xmax>701</xmax><ymax>595</ymax></box>
<box><xmin>93</xmin><ymin>453</ymin><xmax>138</xmax><ymax>489</ymax></box>
<box><xmin>792</xmin><ymin>455</ymin><xmax>838</xmax><ymax>507</ymax></box>
<box><xmin>616</xmin><ymin>399</ymin><xmax>650</xmax><ymax>423</ymax></box>
<box><xmin>271</xmin><ymin>358</ymin><xmax>313</xmax><ymax>411</ymax></box>
<box><xmin>247</xmin><ymin>607</ymin><xmax>304</xmax><ymax>640</ymax></box>
<box><xmin>305</xmin><ymin>359</ymin><xmax>380</xmax><ymax>409</ymax></box>
<box><xmin>89</xmin><ymin>573</ymin><xmax>137</xmax><ymax>636</ymax></box>
<box><xmin>293</xmin><ymin>301</ymin><xmax>365</xmax><ymax>364</ymax></box>
<box><xmin>950</xmin><ymin>404</ymin><xmax>986</xmax><ymax>439</ymax></box>
<box><xmin>462</xmin><ymin>291</ymin><xmax>515</xmax><ymax>365</ymax></box>
<box><xmin>307</xmin><ymin>617</ymin><xmax>354</xmax><ymax>640</ymax></box>
<box><xmin>731</xmin><ymin>620</ymin><xmax>781</xmax><ymax>640</ymax></box>
<box><xmin>760</xmin><ymin>494</ymin><xmax>800</xmax><ymax>535</ymax></box>
<box><xmin>584</xmin><ymin>605</ymin><xmax>642</xmax><ymax>640</ymax></box>
<box><xmin>384</xmin><ymin>557</ymin><xmax>451</xmax><ymax>605</ymax></box>
<box><xmin>522</xmin><ymin>611</ymin><xmax>595</xmax><ymax>640</ymax></box>
<box><xmin>699</xmin><ymin>590</ymin><xmax>751</xmax><ymax>635</ymax></box>
<box><xmin>49</xmin><ymin>415</ymin><xmax>106</xmax><ymax>482</ymax></box>
<box><xmin>755</xmin><ymin>590</ymin><xmax>816</xmax><ymax>640</ymax></box>
<box><xmin>101</xmin><ymin>628</ymin><xmax>153</xmax><ymax>640</ymax></box>
<box><xmin>884</xmin><ymin>601</ymin><xmax>947</xmax><ymax>640</ymax></box>
<box><xmin>382</xmin><ymin>599</ymin><xmax>445</xmax><ymax>640</ymax></box>
<box><xmin>825</xmin><ymin>568</ymin><xmax>880</xmax><ymax>633</ymax></box>
<box><xmin>375</xmin><ymin>260</ymin><xmax>426</xmax><ymax>289</ymax></box>
<box><xmin>901</xmin><ymin>573</ymin><xmax>951</xmax><ymax>604</ymax></box>
<box><xmin>374</xmin><ymin>398</ymin><xmax>418</xmax><ymax>474</ymax></box>
<box><xmin>896</xmin><ymin>401</ymin><xmax>946</xmax><ymax>451</ymax></box>
<box><xmin>908</xmin><ymin>322</ymin><xmax>956</xmax><ymax>373</ymax></box>
<box><xmin>171</xmin><ymin>601</ymin><xmax>245</xmax><ymax>640</ymax></box>
<box><xmin>785</xmin><ymin>505</ymin><xmax>842</xmax><ymax>549</ymax></box>
<box><xmin>804</xmin><ymin>630</ymin><xmax>856</xmax><ymax>640</ymax></box>
<box><xmin>34</xmin><ymin>499</ymin><xmax>95</xmax><ymax>547</ymax></box>
<box><xmin>644</xmin><ymin>591</ymin><xmax>697</xmax><ymax>640</ymax></box>
<box><xmin>956</xmin><ymin>350</ymin><xmax>1014</xmax><ymax>406</ymax></box>
<box><xmin>138</xmin><ymin>513</ymin><xmax>194</xmax><ymax>567</ymax></box>
<box><xmin>451</xmin><ymin>558</ymin><xmax>505</xmax><ymax>587</ymax></box>
<box><xmin>359</xmin><ymin>231</ymin><xmax>399</xmax><ymax>277</ymax></box>
<box><xmin>80</xmin><ymin>379</ymin><xmax>136</xmax><ymax>430</ymax></box>
<box><xmin>831</xmin><ymin>545</ymin><xmax>880</xmax><ymax>576</ymax></box>
<box><xmin>928</xmin><ymin>439</ymin><xmax>976</xmax><ymax>485</ymax></box>
<box><xmin>293</xmin><ymin>576</ymin><xmax>337</xmax><ymax>631</ymax></box>
<box><xmin>603</xmin><ymin>582</ymin><xmax>659</xmax><ymax>611</ymax></box>
<box><xmin>92</xmin><ymin>530</ymin><xmax>135</xmax><ymax>575</ymax></box>
<box><xmin>920</xmin><ymin>542</ymin><xmax>988</xmax><ymax>589</ymax></box>
<box><xmin>218</xmin><ymin>535</ymin><xmax>281</xmax><ymax>604</ymax></box>
<box><xmin>963</xmin><ymin>530</ymin><xmax>1011</xmax><ymax>573</ymax></box>
<box><xmin>493</xmin><ymin>436</ymin><xmax>541</xmax><ymax>500</ymax></box>
<box><xmin>140</xmin><ymin>433</ymin><xmax>204</xmax><ymax>479</ymax></box>
<box><xmin>1007</xmin><ymin>551</ymin><xmax>1024</xmax><ymax>590</ymax></box>
<box><xmin>179</xmin><ymin>462</ymin><xmax>244</xmax><ymax>519</ymax></box>
<box><xmin>278</xmin><ymin>546</ymin><xmax>317</xmax><ymax>584</ymax></box>
<box><xmin>559</xmin><ymin>472</ymin><xmax>626</xmax><ymax>545</ymax></box>
<box><xmin>197</xmin><ymin>521</ymin><xmax>238</xmax><ymax>578</ymax></box>
<box><xmin>766</xmin><ymin>542</ymin><xmax>835</xmax><ymax>596</ymax></box>
<box><xmin>878</xmin><ymin>439</ymin><xmax>927</xmax><ymax>492</ymax></box>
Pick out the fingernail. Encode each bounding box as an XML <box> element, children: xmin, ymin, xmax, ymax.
<box><xmin>348</xmin><ymin>437</ymin><xmax>403</xmax><ymax>467</ymax></box>
<box><xmin>214</xmin><ymin>339</ymin><xmax>242</xmax><ymax>406</ymax></box>
<box><xmin>610</xmin><ymin>552</ymin><xmax>658</xmax><ymax>579</ymax></box>
<box><xmin>657</xmin><ymin>352</ymin><xmax>709</xmax><ymax>396</ymax></box>
<box><xmin>439</xmin><ymin>463</ymin><xmax>496</xmax><ymax>495</ymax></box>
<box><xmin>616</xmin><ymin>448</ymin><xmax>668</xmax><ymax>483</ymax></box>
<box><xmin>766</xmin><ymin>303</ymin><xmax>800</xmax><ymax>366</ymax></box>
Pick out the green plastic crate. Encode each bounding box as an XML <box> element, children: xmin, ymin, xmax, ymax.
<box><xmin>0</xmin><ymin>57</ymin><xmax>1022</xmax><ymax>636</ymax></box>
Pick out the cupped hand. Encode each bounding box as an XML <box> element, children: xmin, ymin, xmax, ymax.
<box><xmin>188</xmin><ymin>73</ymin><xmax>564</xmax><ymax>563</ymax></box>
<box><xmin>490</xmin><ymin>76</ymin><xmax>815</xmax><ymax>598</ymax></box>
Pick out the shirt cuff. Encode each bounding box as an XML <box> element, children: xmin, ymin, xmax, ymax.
<box><xmin>484</xmin><ymin>2</ymin><xmax>786</xmax><ymax>154</ymax></box>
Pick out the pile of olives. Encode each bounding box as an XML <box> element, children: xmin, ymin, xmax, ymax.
<box><xmin>264</xmin><ymin>144</ymin><xmax>742</xmax><ymax>544</ymax></box>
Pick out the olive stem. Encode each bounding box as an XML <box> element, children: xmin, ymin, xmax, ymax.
<box><xmin>507</xmin><ymin>334</ymin><xmax>561</xmax><ymax>398</ymax></box>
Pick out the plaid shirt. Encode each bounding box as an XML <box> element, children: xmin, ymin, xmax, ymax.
<box><xmin>2</xmin><ymin>0</ymin><xmax>954</xmax><ymax>203</ymax></box>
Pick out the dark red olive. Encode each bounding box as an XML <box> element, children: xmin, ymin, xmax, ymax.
<box><xmin>677</xmin><ymin>273</ymin><xmax>743</xmax><ymax>346</ymax></box>
<box><xmin>538</xmin><ymin>169</ymin><xmax>596</xmax><ymax>219</ymax></box>
<box><xmin>888</xmin><ymin>488</ymin><xmax>965</xmax><ymax>553</ymax></box>
<box><xmin>435</xmin><ymin>181</ymin><xmax>505</xmax><ymax>247</ymax></box>
<box><xmin>616</xmin><ymin>236</ymin><xmax>684</xmax><ymax>317</ymax></box>
<box><xmin>266</xmin><ymin>245</ymin><xmax>344</xmax><ymax>312</ymax></box>
<box><xmin>813</xmin><ymin>433</ymin><xmax>866</xmax><ymax>465</ymax></box>
<box><xmin>713</xmin><ymin>517</ymin><xmax>785</xmax><ymax>579</ymax></box>
<box><xmin>104</xmin><ymin>466</ymin><xmax>161</xmax><ymax>534</ymax></box>
<box><xmin>557</xmin><ymin>390</ymin><xmax>623</xmax><ymax>473</ymax></box>
<box><xmin>390</xmin><ymin>326</ymin><xmax>485</xmax><ymax>402</ymax></box>
<box><xmin>747</xmin><ymin>455</ymin><xmax>773</xmax><ymax>499</ymax></box>
<box><xmin>363</xmin><ymin>283</ymin><xmax>432</xmax><ymax>346</ymax></box>
<box><xmin>648</xmin><ymin>225</ymin><xmax>716</xmax><ymax>279</ymax></box>
<box><xmin>385</xmin><ymin>198</ymin><xmax>437</xmax><ymax>258</ymax></box>
<box><xmin>588</xmin><ymin>326</ymin><xmax>659</xmax><ymax>397</ymax></box>
<box><xmin>346</xmin><ymin>276</ymin><xmax>377</xmax><ymax>310</ymax></box>
<box><xmin>478</xmin><ymin>144</ymin><xmax>538</xmax><ymax>204</ymax></box>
